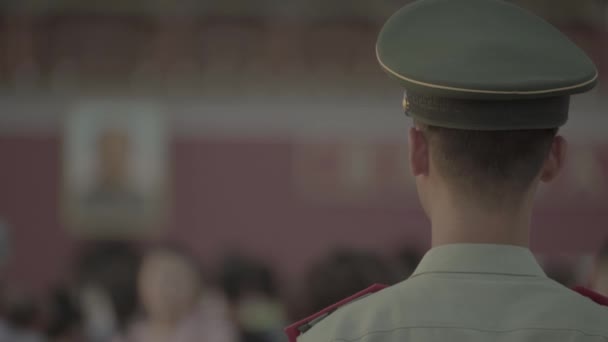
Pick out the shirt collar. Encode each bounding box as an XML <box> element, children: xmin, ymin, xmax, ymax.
<box><xmin>412</xmin><ymin>244</ymin><xmax>546</xmax><ymax>278</ymax></box>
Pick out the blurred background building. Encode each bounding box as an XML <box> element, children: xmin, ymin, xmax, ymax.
<box><xmin>0</xmin><ymin>0</ymin><xmax>606</xmax><ymax>341</ymax></box>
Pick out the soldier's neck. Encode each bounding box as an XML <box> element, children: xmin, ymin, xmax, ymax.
<box><xmin>429</xmin><ymin>194</ymin><xmax>532</xmax><ymax>248</ymax></box>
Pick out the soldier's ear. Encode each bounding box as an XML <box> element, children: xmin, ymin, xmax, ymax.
<box><xmin>408</xmin><ymin>126</ymin><xmax>429</xmax><ymax>177</ymax></box>
<box><xmin>540</xmin><ymin>135</ymin><xmax>566</xmax><ymax>183</ymax></box>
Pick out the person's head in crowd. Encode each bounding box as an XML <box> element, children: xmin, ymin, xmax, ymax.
<box><xmin>1</xmin><ymin>287</ymin><xmax>40</xmax><ymax>330</ymax></box>
<box><xmin>305</xmin><ymin>248</ymin><xmax>397</xmax><ymax>314</ymax></box>
<box><xmin>45</xmin><ymin>288</ymin><xmax>84</xmax><ymax>342</ymax></box>
<box><xmin>591</xmin><ymin>240</ymin><xmax>608</xmax><ymax>296</ymax></box>
<box><xmin>395</xmin><ymin>247</ymin><xmax>422</xmax><ymax>280</ymax></box>
<box><xmin>75</xmin><ymin>241</ymin><xmax>141</xmax><ymax>338</ymax></box>
<box><xmin>219</xmin><ymin>255</ymin><xmax>279</xmax><ymax>304</ymax></box>
<box><xmin>543</xmin><ymin>262</ymin><xmax>577</xmax><ymax>287</ymax></box>
<box><xmin>121</xmin><ymin>244</ymin><xmax>238</xmax><ymax>342</ymax></box>
<box><xmin>219</xmin><ymin>255</ymin><xmax>285</xmax><ymax>342</ymax></box>
<box><xmin>0</xmin><ymin>286</ymin><xmax>45</xmax><ymax>342</ymax></box>
<box><xmin>138</xmin><ymin>245</ymin><xmax>203</xmax><ymax>325</ymax></box>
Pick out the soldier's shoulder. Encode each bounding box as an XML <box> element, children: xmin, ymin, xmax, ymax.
<box><xmin>286</xmin><ymin>284</ymin><xmax>391</xmax><ymax>342</ymax></box>
<box><xmin>572</xmin><ymin>286</ymin><xmax>608</xmax><ymax>307</ymax></box>
<box><xmin>569</xmin><ymin>286</ymin><xmax>608</xmax><ymax>323</ymax></box>
<box><xmin>547</xmin><ymin>285</ymin><xmax>608</xmax><ymax>336</ymax></box>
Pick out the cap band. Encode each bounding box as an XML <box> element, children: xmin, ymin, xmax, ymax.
<box><xmin>403</xmin><ymin>92</ymin><xmax>570</xmax><ymax>130</ymax></box>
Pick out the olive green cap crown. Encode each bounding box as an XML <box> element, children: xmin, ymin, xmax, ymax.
<box><xmin>376</xmin><ymin>0</ymin><xmax>599</xmax><ymax>130</ymax></box>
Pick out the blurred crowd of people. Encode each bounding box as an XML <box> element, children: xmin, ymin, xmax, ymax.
<box><xmin>0</xmin><ymin>239</ymin><xmax>605</xmax><ymax>342</ymax></box>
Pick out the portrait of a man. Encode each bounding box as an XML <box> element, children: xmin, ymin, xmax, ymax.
<box><xmin>62</xmin><ymin>100</ymin><xmax>169</xmax><ymax>237</ymax></box>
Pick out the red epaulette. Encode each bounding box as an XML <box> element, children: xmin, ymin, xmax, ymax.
<box><xmin>573</xmin><ymin>286</ymin><xmax>608</xmax><ymax>306</ymax></box>
<box><xmin>284</xmin><ymin>284</ymin><xmax>388</xmax><ymax>342</ymax></box>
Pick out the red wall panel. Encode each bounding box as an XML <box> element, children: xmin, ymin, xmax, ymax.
<box><xmin>0</xmin><ymin>136</ymin><xmax>607</xmax><ymax>293</ymax></box>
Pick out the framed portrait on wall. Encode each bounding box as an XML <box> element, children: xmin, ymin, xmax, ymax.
<box><xmin>62</xmin><ymin>99</ymin><xmax>170</xmax><ymax>238</ymax></box>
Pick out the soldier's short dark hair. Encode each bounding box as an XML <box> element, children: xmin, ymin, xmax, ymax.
<box><xmin>421</xmin><ymin>125</ymin><xmax>557</xmax><ymax>203</ymax></box>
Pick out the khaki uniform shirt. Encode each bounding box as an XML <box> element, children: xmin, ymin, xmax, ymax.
<box><xmin>298</xmin><ymin>244</ymin><xmax>608</xmax><ymax>342</ymax></box>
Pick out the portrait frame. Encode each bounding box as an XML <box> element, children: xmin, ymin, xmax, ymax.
<box><xmin>61</xmin><ymin>99</ymin><xmax>170</xmax><ymax>238</ymax></box>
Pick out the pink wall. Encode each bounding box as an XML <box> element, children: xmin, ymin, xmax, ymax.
<box><xmin>0</xmin><ymin>136</ymin><xmax>607</xmax><ymax>294</ymax></box>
